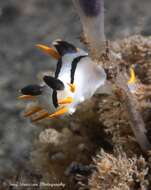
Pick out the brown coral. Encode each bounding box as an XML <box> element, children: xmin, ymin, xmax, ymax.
<box><xmin>89</xmin><ymin>150</ymin><xmax>148</xmax><ymax>190</ymax></box>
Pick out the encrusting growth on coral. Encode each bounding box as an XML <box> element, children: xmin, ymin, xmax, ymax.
<box><xmin>88</xmin><ymin>149</ymin><xmax>148</xmax><ymax>190</ymax></box>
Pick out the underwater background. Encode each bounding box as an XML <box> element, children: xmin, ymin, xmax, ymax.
<box><xmin>0</xmin><ymin>0</ymin><xmax>150</xmax><ymax>189</ymax></box>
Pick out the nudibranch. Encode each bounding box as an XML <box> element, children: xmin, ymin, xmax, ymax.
<box><xmin>18</xmin><ymin>40</ymin><xmax>106</xmax><ymax>122</ymax></box>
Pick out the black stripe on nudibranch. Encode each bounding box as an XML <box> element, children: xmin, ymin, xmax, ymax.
<box><xmin>79</xmin><ymin>0</ymin><xmax>102</xmax><ymax>17</ymax></box>
<box><xmin>52</xmin><ymin>90</ymin><xmax>58</xmax><ymax>108</ymax></box>
<box><xmin>71</xmin><ymin>55</ymin><xmax>87</xmax><ymax>84</ymax></box>
<box><xmin>53</xmin><ymin>40</ymin><xmax>77</xmax><ymax>56</ymax></box>
<box><xmin>43</xmin><ymin>76</ymin><xmax>64</xmax><ymax>91</ymax></box>
<box><xmin>21</xmin><ymin>85</ymin><xmax>43</xmax><ymax>96</ymax></box>
<box><xmin>55</xmin><ymin>59</ymin><xmax>62</xmax><ymax>78</ymax></box>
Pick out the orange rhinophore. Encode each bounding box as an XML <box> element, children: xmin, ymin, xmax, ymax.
<box><xmin>128</xmin><ymin>66</ymin><xmax>136</xmax><ymax>84</ymax></box>
<box><xmin>36</xmin><ymin>44</ymin><xmax>60</xmax><ymax>60</ymax></box>
<box><xmin>127</xmin><ymin>66</ymin><xmax>138</xmax><ymax>94</ymax></box>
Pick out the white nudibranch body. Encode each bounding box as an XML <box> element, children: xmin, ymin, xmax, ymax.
<box><xmin>19</xmin><ymin>40</ymin><xmax>106</xmax><ymax>121</ymax></box>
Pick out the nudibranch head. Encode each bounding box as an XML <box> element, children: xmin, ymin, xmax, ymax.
<box><xmin>18</xmin><ymin>39</ymin><xmax>106</xmax><ymax>122</ymax></box>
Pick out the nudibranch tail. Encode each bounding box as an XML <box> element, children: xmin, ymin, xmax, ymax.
<box><xmin>24</xmin><ymin>106</ymin><xmax>42</xmax><ymax>117</ymax></box>
<box><xmin>48</xmin><ymin>107</ymin><xmax>68</xmax><ymax>119</ymax></box>
<box><xmin>58</xmin><ymin>97</ymin><xmax>73</xmax><ymax>105</ymax></box>
<box><xmin>36</xmin><ymin>44</ymin><xmax>60</xmax><ymax>60</ymax></box>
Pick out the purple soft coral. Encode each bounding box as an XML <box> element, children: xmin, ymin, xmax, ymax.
<box><xmin>73</xmin><ymin>0</ymin><xmax>105</xmax><ymax>57</ymax></box>
<box><xmin>79</xmin><ymin>0</ymin><xmax>102</xmax><ymax>17</ymax></box>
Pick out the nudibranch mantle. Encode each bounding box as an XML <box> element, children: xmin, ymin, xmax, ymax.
<box><xmin>19</xmin><ymin>40</ymin><xmax>106</xmax><ymax>121</ymax></box>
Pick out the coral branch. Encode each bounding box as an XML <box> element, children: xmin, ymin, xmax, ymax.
<box><xmin>73</xmin><ymin>0</ymin><xmax>106</xmax><ymax>56</ymax></box>
<box><xmin>116</xmin><ymin>73</ymin><xmax>151</xmax><ymax>152</ymax></box>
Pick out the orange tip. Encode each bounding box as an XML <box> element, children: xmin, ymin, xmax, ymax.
<box><xmin>24</xmin><ymin>106</ymin><xmax>42</xmax><ymax>117</ymax></box>
<box><xmin>48</xmin><ymin>107</ymin><xmax>68</xmax><ymax>119</ymax></box>
<box><xmin>17</xmin><ymin>95</ymin><xmax>36</xmax><ymax>100</ymax></box>
<box><xmin>128</xmin><ymin>66</ymin><xmax>136</xmax><ymax>84</ymax></box>
<box><xmin>36</xmin><ymin>44</ymin><xmax>61</xmax><ymax>60</ymax></box>
<box><xmin>32</xmin><ymin>111</ymin><xmax>49</xmax><ymax>122</ymax></box>
<box><xmin>68</xmin><ymin>83</ymin><xmax>76</xmax><ymax>93</ymax></box>
<box><xmin>58</xmin><ymin>97</ymin><xmax>73</xmax><ymax>105</ymax></box>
